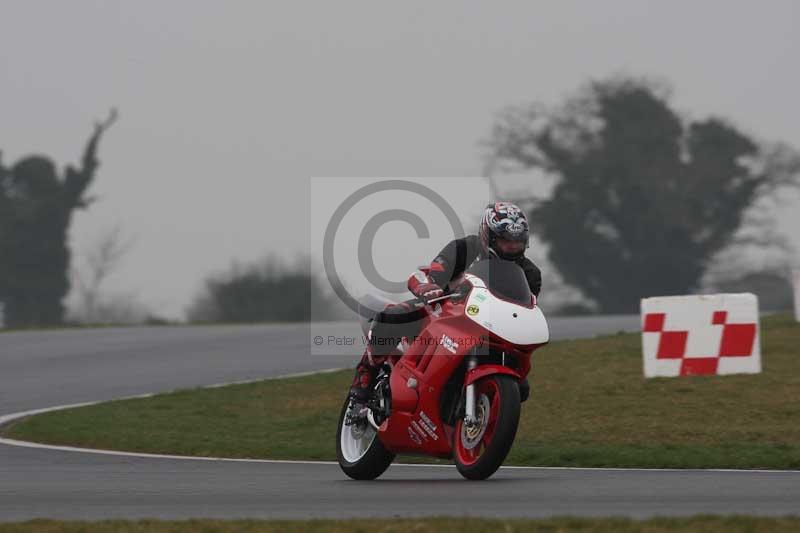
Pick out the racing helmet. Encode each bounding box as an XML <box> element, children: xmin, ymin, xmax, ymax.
<box><xmin>479</xmin><ymin>202</ymin><xmax>530</xmax><ymax>261</ymax></box>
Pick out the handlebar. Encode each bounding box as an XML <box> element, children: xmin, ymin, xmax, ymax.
<box><xmin>415</xmin><ymin>284</ymin><xmax>471</xmax><ymax>307</ymax></box>
<box><xmin>425</xmin><ymin>293</ymin><xmax>458</xmax><ymax>304</ymax></box>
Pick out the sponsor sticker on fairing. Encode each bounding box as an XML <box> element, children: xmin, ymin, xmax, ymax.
<box><xmin>411</xmin><ymin>411</ymin><xmax>439</xmax><ymax>440</ymax></box>
<box><xmin>417</xmin><ymin>411</ymin><xmax>439</xmax><ymax>440</ymax></box>
<box><xmin>440</xmin><ymin>334</ymin><xmax>458</xmax><ymax>354</ymax></box>
<box><xmin>407</xmin><ymin>426</ymin><xmax>423</xmax><ymax>444</ymax></box>
<box><xmin>410</xmin><ymin>420</ymin><xmax>428</xmax><ymax>442</ymax></box>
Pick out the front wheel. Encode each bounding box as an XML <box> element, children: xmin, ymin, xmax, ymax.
<box><xmin>336</xmin><ymin>396</ymin><xmax>395</xmax><ymax>480</ymax></box>
<box><xmin>454</xmin><ymin>375</ymin><xmax>521</xmax><ymax>480</ymax></box>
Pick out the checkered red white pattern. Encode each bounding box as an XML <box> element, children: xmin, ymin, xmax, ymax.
<box><xmin>641</xmin><ymin>294</ymin><xmax>761</xmax><ymax>378</ymax></box>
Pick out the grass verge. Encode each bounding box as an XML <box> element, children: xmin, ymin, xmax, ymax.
<box><xmin>2</xmin><ymin>516</ymin><xmax>800</xmax><ymax>532</ymax></box>
<box><xmin>2</xmin><ymin>314</ymin><xmax>799</xmax><ymax>469</ymax></box>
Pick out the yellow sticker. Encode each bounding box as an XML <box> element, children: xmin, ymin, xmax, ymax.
<box><xmin>466</xmin><ymin>304</ymin><xmax>480</xmax><ymax>316</ymax></box>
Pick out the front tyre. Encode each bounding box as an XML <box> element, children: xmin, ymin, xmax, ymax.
<box><xmin>336</xmin><ymin>396</ymin><xmax>395</xmax><ymax>480</ymax></box>
<box><xmin>454</xmin><ymin>375</ymin><xmax>521</xmax><ymax>480</ymax></box>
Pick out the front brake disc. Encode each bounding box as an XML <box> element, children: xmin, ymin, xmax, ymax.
<box><xmin>461</xmin><ymin>394</ymin><xmax>490</xmax><ymax>450</ymax></box>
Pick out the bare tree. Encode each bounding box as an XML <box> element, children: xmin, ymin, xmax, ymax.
<box><xmin>70</xmin><ymin>225</ymin><xmax>136</xmax><ymax>323</ymax></box>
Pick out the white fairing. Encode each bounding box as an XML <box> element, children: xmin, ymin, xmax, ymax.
<box><xmin>463</xmin><ymin>274</ymin><xmax>549</xmax><ymax>345</ymax></box>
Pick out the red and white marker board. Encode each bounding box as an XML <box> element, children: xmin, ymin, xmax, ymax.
<box><xmin>641</xmin><ymin>293</ymin><xmax>761</xmax><ymax>378</ymax></box>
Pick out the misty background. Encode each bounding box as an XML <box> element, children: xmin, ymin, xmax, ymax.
<box><xmin>2</xmin><ymin>1</ymin><xmax>799</xmax><ymax>320</ymax></box>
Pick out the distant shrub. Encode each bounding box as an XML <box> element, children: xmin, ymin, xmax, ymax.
<box><xmin>188</xmin><ymin>256</ymin><xmax>339</xmax><ymax>323</ymax></box>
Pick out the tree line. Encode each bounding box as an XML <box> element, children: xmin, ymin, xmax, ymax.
<box><xmin>488</xmin><ymin>76</ymin><xmax>800</xmax><ymax>313</ymax></box>
<box><xmin>2</xmin><ymin>76</ymin><xmax>798</xmax><ymax>326</ymax></box>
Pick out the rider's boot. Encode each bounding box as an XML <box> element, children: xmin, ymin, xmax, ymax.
<box><xmin>349</xmin><ymin>347</ymin><xmax>382</xmax><ymax>403</ymax></box>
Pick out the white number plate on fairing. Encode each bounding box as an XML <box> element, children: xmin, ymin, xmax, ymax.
<box><xmin>462</xmin><ymin>274</ymin><xmax>549</xmax><ymax>346</ymax></box>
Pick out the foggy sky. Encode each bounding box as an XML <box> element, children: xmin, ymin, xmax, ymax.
<box><xmin>1</xmin><ymin>1</ymin><xmax>798</xmax><ymax>318</ymax></box>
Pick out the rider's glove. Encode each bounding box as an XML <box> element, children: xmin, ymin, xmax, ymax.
<box><xmin>408</xmin><ymin>269</ymin><xmax>444</xmax><ymax>302</ymax></box>
<box><xmin>411</xmin><ymin>282</ymin><xmax>444</xmax><ymax>302</ymax></box>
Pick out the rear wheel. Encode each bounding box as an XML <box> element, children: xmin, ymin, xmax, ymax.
<box><xmin>454</xmin><ymin>375</ymin><xmax>521</xmax><ymax>480</ymax></box>
<box><xmin>336</xmin><ymin>396</ymin><xmax>395</xmax><ymax>480</ymax></box>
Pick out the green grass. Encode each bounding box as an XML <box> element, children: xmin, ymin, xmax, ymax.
<box><xmin>3</xmin><ymin>314</ymin><xmax>799</xmax><ymax>469</ymax></box>
<box><xmin>2</xmin><ymin>516</ymin><xmax>800</xmax><ymax>533</ymax></box>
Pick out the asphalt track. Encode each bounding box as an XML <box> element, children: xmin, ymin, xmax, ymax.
<box><xmin>1</xmin><ymin>316</ymin><xmax>798</xmax><ymax>521</ymax></box>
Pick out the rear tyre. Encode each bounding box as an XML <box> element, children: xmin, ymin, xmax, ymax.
<box><xmin>336</xmin><ymin>396</ymin><xmax>395</xmax><ymax>480</ymax></box>
<box><xmin>454</xmin><ymin>375</ymin><xmax>521</xmax><ymax>480</ymax></box>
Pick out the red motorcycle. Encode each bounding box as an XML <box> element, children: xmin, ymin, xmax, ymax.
<box><xmin>336</xmin><ymin>259</ymin><xmax>549</xmax><ymax>480</ymax></box>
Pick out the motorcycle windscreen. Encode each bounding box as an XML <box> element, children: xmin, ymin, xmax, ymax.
<box><xmin>463</xmin><ymin>259</ymin><xmax>549</xmax><ymax>346</ymax></box>
<box><xmin>464</xmin><ymin>258</ymin><xmax>532</xmax><ymax>306</ymax></box>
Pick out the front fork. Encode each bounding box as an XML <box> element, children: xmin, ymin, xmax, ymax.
<box><xmin>464</xmin><ymin>355</ymin><xmax>478</xmax><ymax>428</ymax></box>
<box><xmin>365</xmin><ymin>363</ymin><xmax>392</xmax><ymax>430</ymax></box>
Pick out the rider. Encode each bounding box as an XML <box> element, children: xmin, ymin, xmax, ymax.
<box><xmin>350</xmin><ymin>201</ymin><xmax>542</xmax><ymax>401</ymax></box>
